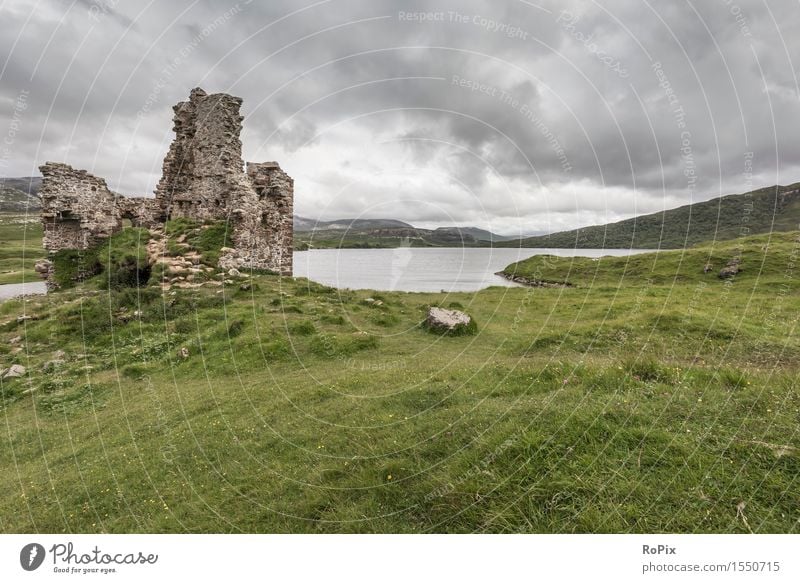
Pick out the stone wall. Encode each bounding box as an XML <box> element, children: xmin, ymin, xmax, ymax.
<box><xmin>219</xmin><ymin>162</ymin><xmax>294</xmax><ymax>274</ymax></box>
<box><xmin>39</xmin><ymin>87</ymin><xmax>294</xmax><ymax>278</ymax></box>
<box><xmin>39</xmin><ymin>163</ymin><xmax>121</xmax><ymax>251</ymax></box>
<box><xmin>154</xmin><ymin>87</ymin><xmax>251</xmax><ymax>222</ymax></box>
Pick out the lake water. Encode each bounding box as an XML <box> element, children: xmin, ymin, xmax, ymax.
<box><xmin>293</xmin><ymin>248</ymin><xmax>652</xmax><ymax>292</ymax></box>
<box><xmin>0</xmin><ymin>248</ymin><xmax>653</xmax><ymax>299</ymax></box>
<box><xmin>0</xmin><ymin>281</ymin><xmax>47</xmax><ymax>301</ymax></box>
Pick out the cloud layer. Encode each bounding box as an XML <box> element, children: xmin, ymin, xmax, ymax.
<box><xmin>1</xmin><ymin>0</ymin><xmax>798</xmax><ymax>235</ymax></box>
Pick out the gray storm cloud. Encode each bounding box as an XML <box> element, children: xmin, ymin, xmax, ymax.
<box><xmin>1</xmin><ymin>0</ymin><xmax>798</xmax><ymax>235</ymax></box>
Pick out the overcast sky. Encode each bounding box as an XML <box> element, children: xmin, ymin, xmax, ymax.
<box><xmin>1</xmin><ymin>0</ymin><xmax>799</xmax><ymax>235</ymax></box>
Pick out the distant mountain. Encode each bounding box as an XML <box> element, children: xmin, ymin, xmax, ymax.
<box><xmin>433</xmin><ymin>226</ymin><xmax>517</xmax><ymax>242</ymax></box>
<box><xmin>496</xmin><ymin>182</ymin><xmax>800</xmax><ymax>249</ymax></box>
<box><xmin>0</xmin><ymin>185</ymin><xmax>40</xmax><ymax>212</ymax></box>
<box><xmin>0</xmin><ymin>176</ymin><xmax>42</xmax><ymax>197</ymax></box>
<box><xmin>294</xmin><ymin>216</ymin><xmax>414</xmax><ymax>231</ymax></box>
<box><xmin>293</xmin><ymin>215</ymin><xmax>513</xmax><ymax>245</ymax></box>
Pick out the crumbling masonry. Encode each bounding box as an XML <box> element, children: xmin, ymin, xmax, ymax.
<box><xmin>39</xmin><ymin>88</ymin><xmax>293</xmax><ymax>286</ymax></box>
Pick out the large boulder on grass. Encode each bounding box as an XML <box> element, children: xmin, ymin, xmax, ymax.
<box><xmin>424</xmin><ymin>307</ymin><xmax>476</xmax><ymax>336</ymax></box>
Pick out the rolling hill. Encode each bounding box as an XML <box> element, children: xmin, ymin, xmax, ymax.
<box><xmin>498</xmin><ymin>182</ymin><xmax>800</xmax><ymax>249</ymax></box>
<box><xmin>0</xmin><ymin>176</ymin><xmax>42</xmax><ymax>196</ymax></box>
<box><xmin>293</xmin><ymin>216</ymin><xmax>514</xmax><ymax>248</ymax></box>
<box><xmin>0</xmin><ymin>185</ymin><xmax>40</xmax><ymax>212</ymax></box>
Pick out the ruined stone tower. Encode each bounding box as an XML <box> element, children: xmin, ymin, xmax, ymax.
<box><xmin>39</xmin><ymin>87</ymin><xmax>293</xmax><ymax>282</ymax></box>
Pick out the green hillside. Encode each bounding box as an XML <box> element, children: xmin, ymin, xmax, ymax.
<box><xmin>498</xmin><ymin>183</ymin><xmax>800</xmax><ymax>249</ymax></box>
<box><xmin>0</xmin><ymin>185</ymin><xmax>40</xmax><ymax>213</ymax></box>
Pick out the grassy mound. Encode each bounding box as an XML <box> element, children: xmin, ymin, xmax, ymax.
<box><xmin>51</xmin><ymin>227</ymin><xmax>151</xmax><ymax>290</ymax></box>
<box><xmin>164</xmin><ymin>218</ymin><xmax>232</xmax><ymax>266</ymax></box>
<box><xmin>501</xmin><ymin>231</ymin><xmax>799</xmax><ymax>288</ymax></box>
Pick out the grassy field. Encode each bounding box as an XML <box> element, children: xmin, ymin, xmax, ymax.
<box><xmin>0</xmin><ymin>226</ymin><xmax>798</xmax><ymax>533</ymax></box>
<box><xmin>0</xmin><ymin>213</ymin><xmax>44</xmax><ymax>285</ymax></box>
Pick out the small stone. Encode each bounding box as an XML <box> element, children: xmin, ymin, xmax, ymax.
<box><xmin>34</xmin><ymin>259</ymin><xmax>53</xmax><ymax>275</ymax></box>
<box><xmin>2</xmin><ymin>364</ymin><xmax>26</xmax><ymax>378</ymax></box>
<box><xmin>9</xmin><ymin>336</ymin><xmax>22</xmax><ymax>345</ymax></box>
<box><xmin>177</xmin><ymin>347</ymin><xmax>190</xmax><ymax>360</ymax></box>
<box><xmin>719</xmin><ymin>258</ymin><xmax>741</xmax><ymax>279</ymax></box>
<box><xmin>228</xmin><ymin>268</ymin><xmax>241</xmax><ymax>277</ymax></box>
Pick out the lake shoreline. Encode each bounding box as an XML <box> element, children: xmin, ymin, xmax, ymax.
<box><xmin>0</xmin><ymin>280</ymin><xmax>47</xmax><ymax>302</ymax></box>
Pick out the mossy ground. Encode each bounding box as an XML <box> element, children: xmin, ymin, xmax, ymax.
<box><xmin>0</xmin><ymin>230</ymin><xmax>798</xmax><ymax>533</ymax></box>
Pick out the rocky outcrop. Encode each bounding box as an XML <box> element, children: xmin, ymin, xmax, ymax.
<box><xmin>39</xmin><ymin>87</ymin><xmax>294</xmax><ymax>286</ymax></box>
<box><xmin>496</xmin><ymin>272</ymin><xmax>574</xmax><ymax>288</ymax></box>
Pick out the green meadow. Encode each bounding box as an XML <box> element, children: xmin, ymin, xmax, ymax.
<box><xmin>0</xmin><ymin>213</ymin><xmax>44</xmax><ymax>285</ymax></box>
<box><xmin>0</xmin><ymin>224</ymin><xmax>798</xmax><ymax>533</ymax></box>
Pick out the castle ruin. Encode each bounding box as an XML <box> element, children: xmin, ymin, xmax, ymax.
<box><xmin>39</xmin><ymin>87</ymin><xmax>293</xmax><ymax>286</ymax></box>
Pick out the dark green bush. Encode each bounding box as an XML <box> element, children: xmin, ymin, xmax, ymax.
<box><xmin>288</xmin><ymin>320</ymin><xmax>316</xmax><ymax>336</ymax></box>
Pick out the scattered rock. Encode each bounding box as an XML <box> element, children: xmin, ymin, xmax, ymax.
<box><xmin>719</xmin><ymin>258</ymin><xmax>741</xmax><ymax>279</ymax></box>
<box><xmin>703</xmin><ymin>263</ymin><xmax>713</xmax><ymax>274</ymax></box>
<box><xmin>2</xmin><ymin>364</ymin><xmax>27</xmax><ymax>378</ymax></box>
<box><xmin>177</xmin><ymin>347</ymin><xmax>190</xmax><ymax>360</ymax></box>
<box><xmin>239</xmin><ymin>283</ymin><xmax>251</xmax><ymax>291</ymax></box>
<box><xmin>424</xmin><ymin>307</ymin><xmax>476</xmax><ymax>336</ymax></box>
<box><xmin>42</xmin><ymin>360</ymin><xmax>66</xmax><ymax>373</ymax></box>
<box><xmin>34</xmin><ymin>259</ymin><xmax>53</xmax><ymax>278</ymax></box>
<box><xmin>16</xmin><ymin>315</ymin><xmax>32</xmax><ymax>323</ymax></box>
<box><xmin>9</xmin><ymin>336</ymin><xmax>22</xmax><ymax>345</ymax></box>
<box><xmin>228</xmin><ymin>268</ymin><xmax>241</xmax><ymax>278</ymax></box>
<box><xmin>496</xmin><ymin>272</ymin><xmax>573</xmax><ymax>288</ymax></box>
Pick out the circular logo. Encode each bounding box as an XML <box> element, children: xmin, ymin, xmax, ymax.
<box><xmin>20</xmin><ymin>543</ymin><xmax>46</xmax><ymax>571</ymax></box>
